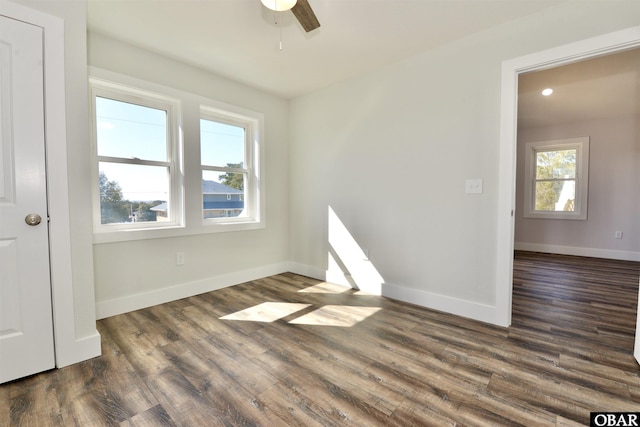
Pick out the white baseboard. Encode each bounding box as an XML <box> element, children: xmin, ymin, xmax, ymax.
<box><xmin>515</xmin><ymin>242</ymin><xmax>640</xmax><ymax>262</ymax></box>
<box><xmin>287</xmin><ymin>262</ymin><xmax>326</xmax><ymax>281</ymax></box>
<box><xmin>98</xmin><ymin>261</ymin><xmax>506</xmax><ymax>327</ymax></box>
<box><xmin>288</xmin><ymin>263</ymin><xmax>505</xmax><ymax>327</ymax></box>
<box><xmin>96</xmin><ymin>262</ymin><xmax>290</xmax><ymax>319</ymax></box>
<box><xmin>381</xmin><ymin>282</ymin><xmax>505</xmax><ymax>327</ymax></box>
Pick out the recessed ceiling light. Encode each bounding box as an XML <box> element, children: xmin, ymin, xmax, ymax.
<box><xmin>541</xmin><ymin>88</ymin><xmax>554</xmax><ymax>96</ymax></box>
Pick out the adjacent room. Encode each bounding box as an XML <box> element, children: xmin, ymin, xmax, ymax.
<box><xmin>1</xmin><ymin>0</ymin><xmax>639</xmax><ymax>425</ymax></box>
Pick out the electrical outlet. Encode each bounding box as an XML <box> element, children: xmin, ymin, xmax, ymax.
<box><xmin>465</xmin><ymin>179</ymin><xmax>483</xmax><ymax>194</ymax></box>
<box><xmin>176</xmin><ymin>251</ymin><xmax>185</xmax><ymax>265</ymax></box>
<box><xmin>615</xmin><ymin>231</ymin><xmax>623</xmax><ymax>239</ymax></box>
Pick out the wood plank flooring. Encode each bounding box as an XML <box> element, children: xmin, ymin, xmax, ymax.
<box><xmin>2</xmin><ymin>251</ymin><xmax>640</xmax><ymax>426</ymax></box>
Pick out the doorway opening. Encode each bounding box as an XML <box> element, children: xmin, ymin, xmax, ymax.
<box><xmin>514</xmin><ymin>48</ymin><xmax>639</xmax><ymax>258</ymax></box>
<box><xmin>496</xmin><ymin>26</ymin><xmax>640</xmax><ymax>327</ymax></box>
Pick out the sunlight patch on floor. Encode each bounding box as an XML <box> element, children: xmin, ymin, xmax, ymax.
<box><xmin>289</xmin><ymin>305</ymin><xmax>382</xmax><ymax>327</ymax></box>
<box><xmin>219</xmin><ymin>302</ymin><xmax>311</xmax><ymax>322</ymax></box>
<box><xmin>298</xmin><ymin>282</ymin><xmax>351</xmax><ymax>294</ymax></box>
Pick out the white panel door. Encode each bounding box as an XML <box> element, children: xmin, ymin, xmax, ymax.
<box><xmin>0</xmin><ymin>15</ymin><xmax>55</xmax><ymax>383</ymax></box>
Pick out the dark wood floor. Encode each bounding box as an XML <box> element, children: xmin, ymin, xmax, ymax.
<box><xmin>2</xmin><ymin>251</ymin><xmax>640</xmax><ymax>426</ymax></box>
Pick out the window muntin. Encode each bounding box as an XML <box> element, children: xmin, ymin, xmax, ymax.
<box><xmin>200</xmin><ymin>112</ymin><xmax>258</xmax><ymax>224</ymax></box>
<box><xmin>91</xmin><ymin>79</ymin><xmax>182</xmax><ymax>232</ymax></box>
<box><xmin>524</xmin><ymin>137</ymin><xmax>589</xmax><ymax>220</ymax></box>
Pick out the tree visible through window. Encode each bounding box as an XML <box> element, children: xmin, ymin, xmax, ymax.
<box><xmin>524</xmin><ymin>137</ymin><xmax>589</xmax><ymax>220</ymax></box>
<box><xmin>534</xmin><ymin>148</ymin><xmax>576</xmax><ymax>211</ymax></box>
<box><xmin>200</xmin><ymin>114</ymin><xmax>253</xmax><ymax>221</ymax></box>
<box><xmin>90</xmin><ymin>71</ymin><xmax>264</xmax><ymax>241</ymax></box>
<box><xmin>90</xmin><ymin>79</ymin><xmax>182</xmax><ymax>231</ymax></box>
<box><xmin>219</xmin><ymin>163</ymin><xmax>245</xmax><ymax>190</ymax></box>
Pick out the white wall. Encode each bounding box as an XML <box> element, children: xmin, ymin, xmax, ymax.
<box><xmin>9</xmin><ymin>0</ymin><xmax>639</xmax><ymax>344</ymax></box>
<box><xmin>288</xmin><ymin>1</ymin><xmax>640</xmax><ymax>324</ymax></box>
<box><xmin>88</xmin><ymin>34</ymin><xmax>291</xmax><ymax>318</ymax></box>
<box><xmin>516</xmin><ymin>115</ymin><xmax>640</xmax><ymax>261</ymax></box>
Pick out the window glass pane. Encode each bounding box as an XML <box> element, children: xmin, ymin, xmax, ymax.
<box><xmin>99</xmin><ymin>162</ymin><xmax>169</xmax><ymax>224</ymax></box>
<box><xmin>202</xmin><ymin>170</ymin><xmax>245</xmax><ymax>219</ymax></box>
<box><xmin>200</xmin><ymin>119</ymin><xmax>245</xmax><ymax>167</ymax></box>
<box><xmin>535</xmin><ymin>180</ymin><xmax>576</xmax><ymax>212</ymax></box>
<box><xmin>535</xmin><ymin>149</ymin><xmax>576</xmax><ymax>179</ymax></box>
<box><xmin>96</xmin><ymin>97</ymin><xmax>167</xmax><ymax>161</ymax></box>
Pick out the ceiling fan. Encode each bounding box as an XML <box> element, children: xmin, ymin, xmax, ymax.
<box><xmin>260</xmin><ymin>0</ymin><xmax>320</xmax><ymax>32</ymax></box>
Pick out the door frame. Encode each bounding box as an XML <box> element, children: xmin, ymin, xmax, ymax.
<box><xmin>495</xmin><ymin>26</ymin><xmax>640</xmax><ymax>327</ymax></box>
<box><xmin>0</xmin><ymin>0</ymin><xmax>101</xmax><ymax>367</ymax></box>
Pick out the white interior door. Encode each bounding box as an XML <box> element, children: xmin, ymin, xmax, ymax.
<box><xmin>0</xmin><ymin>15</ymin><xmax>55</xmax><ymax>384</ymax></box>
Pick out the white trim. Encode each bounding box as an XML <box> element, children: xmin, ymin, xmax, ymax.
<box><xmin>0</xmin><ymin>1</ymin><xmax>101</xmax><ymax>368</ymax></box>
<box><xmin>635</xmin><ymin>277</ymin><xmax>640</xmax><ymax>364</ymax></box>
<box><xmin>89</xmin><ymin>67</ymin><xmax>266</xmax><ymax>244</ymax></box>
<box><xmin>200</xmin><ymin>106</ymin><xmax>261</xmax><ymax>227</ymax></box>
<box><xmin>498</xmin><ymin>26</ymin><xmax>640</xmax><ymax>327</ymax></box>
<box><xmin>288</xmin><ymin>262</ymin><xmax>326</xmax><ymax>281</ymax></box>
<box><xmin>523</xmin><ymin>137</ymin><xmax>590</xmax><ymax>220</ymax></box>
<box><xmin>325</xmin><ymin>269</ymin><xmax>353</xmax><ymax>288</ymax></box>
<box><xmin>515</xmin><ymin>243</ymin><xmax>640</xmax><ymax>262</ymax></box>
<box><xmin>90</xmin><ymin>77</ymin><xmax>184</xmax><ymax>233</ymax></box>
<box><xmin>382</xmin><ymin>283</ymin><xmax>505</xmax><ymax>327</ymax></box>
<box><xmin>96</xmin><ymin>262</ymin><xmax>290</xmax><ymax>319</ymax></box>
<box><xmin>286</xmin><ymin>263</ymin><xmax>505</xmax><ymax>326</ymax></box>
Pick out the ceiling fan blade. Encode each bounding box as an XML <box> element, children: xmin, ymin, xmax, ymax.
<box><xmin>291</xmin><ymin>0</ymin><xmax>320</xmax><ymax>32</ymax></box>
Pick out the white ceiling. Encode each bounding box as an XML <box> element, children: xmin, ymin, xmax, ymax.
<box><xmin>87</xmin><ymin>0</ymin><xmax>566</xmax><ymax>99</ymax></box>
<box><xmin>518</xmin><ymin>48</ymin><xmax>640</xmax><ymax>129</ymax></box>
<box><xmin>87</xmin><ymin>0</ymin><xmax>638</xmax><ymax>127</ymax></box>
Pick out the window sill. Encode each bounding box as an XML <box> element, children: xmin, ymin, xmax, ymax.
<box><xmin>93</xmin><ymin>220</ymin><xmax>265</xmax><ymax>244</ymax></box>
<box><xmin>523</xmin><ymin>211</ymin><xmax>587</xmax><ymax>220</ymax></box>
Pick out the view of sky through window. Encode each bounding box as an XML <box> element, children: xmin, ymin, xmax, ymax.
<box><xmin>96</xmin><ymin>98</ymin><xmax>245</xmax><ymax>201</ymax></box>
<box><xmin>200</xmin><ymin>118</ymin><xmax>245</xmax><ymax>168</ymax></box>
<box><xmin>96</xmin><ymin>97</ymin><xmax>167</xmax><ymax>161</ymax></box>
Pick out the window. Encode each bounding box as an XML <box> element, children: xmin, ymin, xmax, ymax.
<box><xmin>89</xmin><ymin>69</ymin><xmax>264</xmax><ymax>242</ymax></box>
<box><xmin>200</xmin><ymin>107</ymin><xmax>261</xmax><ymax>225</ymax></box>
<box><xmin>523</xmin><ymin>137</ymin><xmax>589</xmax><ymax>220</ymax></box>
<box><xmin>90</xmin><ymin>78</ymin><xmax>183</xmax><ymax>233</ymax></box>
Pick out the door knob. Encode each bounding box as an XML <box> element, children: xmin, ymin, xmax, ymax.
<box><xmin>25</xmin><ymin>213</ymin><xmax>42</xmax><ymax>226</ymax></box>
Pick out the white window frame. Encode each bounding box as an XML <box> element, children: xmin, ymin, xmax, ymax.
<box><xmin>89</xmin><ymin>77</ymin><xmax>184</xmax><ymax>235</ymax></box>
<box><xmin>89</xmin><ymin>67</ymin><xmax>265</xmax><ymax>244</ymax></box>
<box><xmin>200</xmin><ymin>105</ymin><xmax>263</xmax><ymax>228</ymax></box>
<box><xmin>523</xmin><ymin>137</ymin><xmax>589</xmax><ymax>220</ymax></box>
